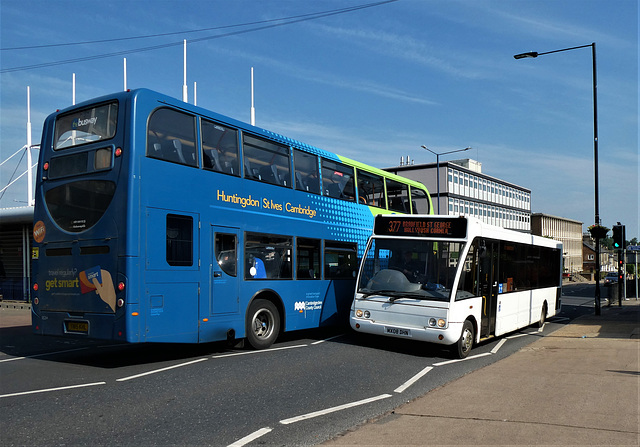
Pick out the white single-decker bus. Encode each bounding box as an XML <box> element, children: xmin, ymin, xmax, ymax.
<box><xmin>350</xmin><ymin>215</ymin><xmax>562</xmax><ymax>358</ymax></box>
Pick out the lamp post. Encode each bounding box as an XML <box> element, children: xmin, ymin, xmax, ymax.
<box><xmin>514</xmin><ymin>43</ymin><xmax>601</xmax><ymax>315</ymax></box>
<box><xmin>420</xmin><ymin>145</ymin><xmax>471</xmax><ymax>215</ymax></box>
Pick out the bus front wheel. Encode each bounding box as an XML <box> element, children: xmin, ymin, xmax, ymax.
<box><xmin>454</xmin><ymin>320</ymin><xmax>475</xmax><ymax>359</ymax></box>
<box><xmin>246</xmin><ymin>299</ymin><xmax>280</xmax><ymax>349</ymax></box>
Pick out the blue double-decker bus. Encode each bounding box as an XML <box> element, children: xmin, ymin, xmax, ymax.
<box><xmin>31</xmin><ymin>88</ymin><xmax>432</xmax><ymax>348</ymax></box>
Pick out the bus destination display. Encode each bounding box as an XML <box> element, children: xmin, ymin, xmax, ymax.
<box><xmin>375</xmin><ymin>216</ymin><xmax>467</xmax><ymax>238</ymax></box>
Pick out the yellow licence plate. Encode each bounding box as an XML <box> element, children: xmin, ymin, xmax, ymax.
<box><xmin>65</xmin><ymin>321</ymin><xmax>88</xmax><ymax>333</ymax></box>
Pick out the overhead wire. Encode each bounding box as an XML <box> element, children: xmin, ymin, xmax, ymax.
<box><xmin>1</xmin><ymin>0</ymin><xmax>398</xmax><ymax>73</ymax></box>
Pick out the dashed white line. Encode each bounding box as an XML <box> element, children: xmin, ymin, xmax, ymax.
<box><xmin>394</xmin><ymin>366</ymin><xmax>433</xmax><ymax>393</ymax></box>
<box><xmin>116</xmin><ymin>358</ymin><xmax>208</xmax><ymax>382</ymax></box>
<box><xmin>491</xmin><ymin>338</ymin><xmax>507</xmax><ymax>354</ymax></box>
<box><xmin>0</xmin><ymin>381</ymin><xmax>106</xmax><ymax>399</ymax></box>
<box><xmin>211</xmin><ymin>344</ymin><xmax>308</xmax><ymax>359</ymax></box>
<box><xmin>0</xmin><ymin>347</ymin><xmax>90</xmax><ymax>363</ymax></box>
<box><xmin>227</xmin><ymin>427</ymin><xmax>273</xmax><ymax>447</ymax></box>
<box><xmin>279</xmin><ymin>394</ymin><xmax>393</xmax><ymax>425</ymax></box>
<box><xmin>311</xmin><ymin>334</ymin><xmax>343</xmax><ymax>345</ymax></box>
<box><xmin>432</xmin><ymin>351</ymin><xmax>492</xmax><ymax>366</ymax></box>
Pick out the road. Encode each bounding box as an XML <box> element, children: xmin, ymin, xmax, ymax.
<box><xmin>1</xmin><ymin>283</ymin><xmax>595</xmax><ymax>446</ymax></box>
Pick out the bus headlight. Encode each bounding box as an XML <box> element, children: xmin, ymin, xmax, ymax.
<box><xmin>355</xmin><ymin>309</ymin><xmax>363</xmax><ymax>318</ymax></box>
<box><xmin>428</xmin><ymin>318</ymin><xmax>447</xmax><ymax>328</ymax></box>
<box><xmin>355</xmin><ymin>309</ymin><xmax>370</xmax><ymax>319</ymax></box>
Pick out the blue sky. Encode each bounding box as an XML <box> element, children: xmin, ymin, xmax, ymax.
<box><xmin>1</xmin><ymin>0</ymin><xmax>638</xmax><ymax>239</ymax></box>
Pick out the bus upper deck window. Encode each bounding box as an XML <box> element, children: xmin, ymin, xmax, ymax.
<box><xmin>147</xmin><ymin>108</ymin><xmax>198</xmax><ymax>167</ymax></box>
<box><xmin>410</xmin><ymin>188</ymin><xmax>431</xmax><ymax>214</ymax></box>
<box><xmin>293</xmin><ymin>150</ymin><xmax>320</xmax><ymax>195</ymax></box>
<box><xmin>202</xmin><ymin>120</ymin><xmax>239</xmax><ymax>176</ymax></box>
<box><xmin>321</xmin><ymin>159</ymin><xmax>355</xmax><ymax>201</ymax></box>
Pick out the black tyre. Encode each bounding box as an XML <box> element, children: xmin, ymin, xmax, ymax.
<box><xmin>246</xmin><ymin>299</ymin><xmax>280</xmax><ymax>349</ymax></box>
<box><xmin>536</xmin><ymin>303</ymin><xmax>547</xmax><ymax>328</ymax></box>
<box><xmin>454</xmin><ymin>320</ymin><xmax>475</xmax><ymax>359</ymax></box>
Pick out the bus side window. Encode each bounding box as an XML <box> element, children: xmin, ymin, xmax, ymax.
<box><xmin>321</xmin><ymin>159</ymin><xmax>355</xmax><ymax>201</ymax></box>
<box><xmin>245</xmin><ymin>233</ymin><xmax>292</xmax><ymax>279</ymax></box>
<box><xmin>324</xmin><ymin>241</ymin><xmax>357</xmax><ymax>279</ymax></box>
<box><xmin>166</xmin><ymin>214</ymin><xmax>193</xmax><ymax>267</ymax></box>
<box><xmin>386</xmin><ymin>179</ymin><xmax>409</xmax><ymax>213</ymax></box>
<box><xmin>296</xmin><ymin>238</ymin><xmax>320</xmax><ymax>279</ymax></box>
<box><xmin>293</xmin><ymin>149</ymin><xmax>320</xmax><ymax>194</ymax></box>
<box><xmin>410</xmin><ymin>187</ymin><xmax>431</xmax><ymax>214</ymax></box>
<box><xmin>215</xmin><ymin>233</ymin><xmax>237</xmax><ymax>277</ymax></box>
<box><xmin>147</xmin><ymin>108</ymin><xmax>198</xmax><ymax>167</ymax></box>
<box><xmin>242</xmin><ymin>135</ymin><xmax>291</xmax><ymax>187</ymax></box>
<box><xmin>202</xmin><ymin>120</ymin><xmax>239</xmax><ymax>176</ymax></box>
<box><xmin>356</xmin><ymin>170</ymin><xmax>385</xmax><ymax>208</ymax></box>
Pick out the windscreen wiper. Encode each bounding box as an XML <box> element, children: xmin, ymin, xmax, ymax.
<box><xmin>359</xmin><ymin>290</ymin><xmax>399</xmax><ymax>298</ymax></box>
<box><xmin>388</xmin><ymin>292</ymin><xmax>425</xmax><ymax>302</ymax></box>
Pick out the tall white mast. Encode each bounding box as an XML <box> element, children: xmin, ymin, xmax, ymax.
<box><xmin>123</xmin><ymin>58</ymin><xmax>127</xmax><ymax>91</ymax></box>
<box><xmin>182</xmin><ymin>40</ymin><xmax>188</xmax><ymax>102</ymax></box>
<box><xmin>193</xmin><ymin>82</ymin><xmax>197</xmax><ymax>106</ymax></box>
<box><xmin>72</xmin><ymin>73</ymin><xmax>76</xmax><ymax>105</ymax></box>
<box><xmin>26</xmin><ymin>87</ymin><xmax>33</xmax><ymax>206</ymax></box>
<box><xmin>250</xmin><ymin>67</ymin><xmax>256</xmax><ymax>126</ymax></box>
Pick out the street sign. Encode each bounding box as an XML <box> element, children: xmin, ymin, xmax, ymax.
<box><xmin>627</xmin><ymin>245</ymin><xmax>640</xmax><ymax>251</ymax></box>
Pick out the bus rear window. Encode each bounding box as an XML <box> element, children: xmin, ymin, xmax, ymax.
<box><xmin>45</xmin><ymin>180</ymin><xmax>116</xmax><ymax>232</ymax></box>
<box><xmin>54</xmin><ymin>102</ymin><xmax>118</xmax><ymax>149</ymax></box>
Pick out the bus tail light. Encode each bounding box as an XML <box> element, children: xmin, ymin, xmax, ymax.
<box><xmin>115</xmin><ymin>147</ymin><xmax>123</xmax><ymax>157</ymax></box>
<box><xmin>117</xmin><ymin>298</ymin><xmax>125</xmax><ymax>308</ymax></box>
<box><xmin>34</xmin><ymin>297</ymin><xmax>39</xmax><ymax>305</ymax></box>
<box><xmin>43</xmin><ymin>162</ymin><xmax>49</xmax><ymax>171</ymax></box>
<box><xmin>33</xmin><ymin>283</ymin><xmax>39</xmax><ymax>291</ymax></box>
<box><xmin>118</xmin><ymin>281</ymin><xmax>125</xmax><ymax>292</ymax></box>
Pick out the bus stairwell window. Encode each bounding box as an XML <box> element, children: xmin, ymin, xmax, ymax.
<box><xmin>166</xmin><ymin>214</ymin><xmax>193</xmax><ymax>266</ymax></box>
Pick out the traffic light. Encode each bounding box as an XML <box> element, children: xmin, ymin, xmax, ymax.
<box><xmin>618</xmin><ymin>258</ymin><xmax>624</xmax><ymax>281</ymax></box>
<box><xmin>612</xmin><ymin>224</ymin><xmax>625</xmax><ymax>250</ymax></box>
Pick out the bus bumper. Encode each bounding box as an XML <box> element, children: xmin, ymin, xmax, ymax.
<box><xmin>350</xmin><ymin>312</ymin><xmax>462</xmax><ymax>346</ymax></box>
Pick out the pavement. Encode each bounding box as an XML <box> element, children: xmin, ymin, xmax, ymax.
<box><xmin>324</xmin><ymin>299</ymin><xmax>640</xmax><ymax>446</ymax></box>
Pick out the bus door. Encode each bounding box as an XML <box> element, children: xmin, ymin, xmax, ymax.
<box><xmin>208</xmin><ymin>226</ymin><xmax>240</xmax><ymax>316</ymax></box>
<box><xmin>479</xmin><ymin>240</ymin><xmax>499</xmax><ymax>338</ymax></box>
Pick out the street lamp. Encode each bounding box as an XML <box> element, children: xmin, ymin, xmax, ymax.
<box><xmin>514</xmin><ymin>43</ymin><xmax>602</xmax><ymax>315</ymax></box>
<box><xmin>420</xmin><ymin>145</ymin><xmax>471</xmax><ymax>215</ymax></box>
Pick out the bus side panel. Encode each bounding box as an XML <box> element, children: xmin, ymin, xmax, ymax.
<box><xmin>144</xmin><ymin>282</ymin><xmax>199</xmax><ymax>342</ymax></box>
<box><xmin>319</xmin><ymin>279</ymin><xmax>354</xmax><ymax>327</ymax></box>
<box><xmin>495</xmin><ymin>291</ymin><xmax>530</xmax><ymax>336</ymax></box>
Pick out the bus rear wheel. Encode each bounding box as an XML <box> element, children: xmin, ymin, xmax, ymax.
<box><xmin>246</xmin><ymin>299</ymin><xmax>280</xmax><ymax>349</ymax></box>
<box><xmin>454</xmin><ymin>320</ymin><xmax>475</xmax><ymax>359</ymax></box>
<box><xmin>537</xmin><ymin>303</ymin><xmax>547</xmax><ymax>328</ymax></box>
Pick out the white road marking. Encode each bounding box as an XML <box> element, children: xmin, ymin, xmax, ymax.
<box><xmin>491</xmin><ymin>338</ymin><xmax>507</xmax><ymax>354</ymax></box>
<box><xmin>432</xmin><ymin>351</ymin><xmax>492</xmax><ymax>366</ymax></box>
<box><xmin>227</xmin><ymin>427</ymin><xmax>273</xmax><ymax>447</ymax></box>
<box><xmin>311</xmin><ymin>334</ymin><xmax>343</xmax><ymax>345</ymax></box>
<box><xmin>0</xmin><ymin>347</ymin><xmax>89</xmax><ymax>363</ymax></box>
<box><xmin>0</xmin><ymin>381</ymin><xmax>106</xmax><ymax>399</ymax></box>
<box><xmin>394</xmin><ymin>366</ymin><xmax>433</xmax><ymax>393</ymax></box>
<box><xmin>116</xmin><ymin>358</ymin><xmax>208</xmax><ymax>382</ymax></box>
<box><xmin>279</xmin><ymin>394</ymin><xmax>393</xmax><ymax>425</ymax></box>
<box><xmin>211</xmin><ymin>344</ymin><xmax>308</xmax><ymax>359</ymax></box>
